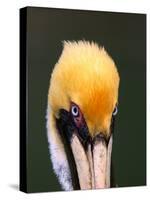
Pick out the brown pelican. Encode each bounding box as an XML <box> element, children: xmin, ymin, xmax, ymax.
<box><xmin>46</xmin><ymin>41</ymin><xmax>120</xmax><ymax>191</ymax></box>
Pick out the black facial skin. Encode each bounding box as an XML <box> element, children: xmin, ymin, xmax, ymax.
<box><xmin>57</xmin><ymin>108</ymin><xmax>90</xmax><ymax>146</ymax></box>
<box><xmin>56</xmin><ymin>109</ymin><xmax>75</xmax><ymax>141</ymax></box>
<box><xmin>56</xmin><ymin>107</ymin><xmax>117</xmax><ymax>189</ymax></box>
<box><xmin>56</xmin><ymin>110</ymin><xmax>80</xmax><ymax>190</ymax></box>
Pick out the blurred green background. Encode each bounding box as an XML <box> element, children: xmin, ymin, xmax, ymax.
<box><xmin>26</xmin><ymin>7</ymin><xmax>146</xmax><ymax>192</ymax></box>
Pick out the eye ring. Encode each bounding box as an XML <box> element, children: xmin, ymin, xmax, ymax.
<box><xmin>71</xmin><ymin>105</ymin><xmax>79</xmax><ymax>117</ymax></box>
<box><xmin>112</xmin><ymin>106</ymin><xmax>118</xmax><ymax>116</ymax></box>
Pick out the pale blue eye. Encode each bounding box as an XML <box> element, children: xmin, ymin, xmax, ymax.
<box><xmin>113</xmin><ymin>106</ymin><xmax>118</xmax><ymax>116</ymax></box>
<box><xmin>71</xmin><ymin>105</ymin><xmax>79</xmax><ymax>117</ymax></box>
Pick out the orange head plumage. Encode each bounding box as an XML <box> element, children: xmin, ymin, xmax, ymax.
<box><xmin>48</xmin><ymin>40</ymin><xmax>120</xmax><ymax>138</ymax></box>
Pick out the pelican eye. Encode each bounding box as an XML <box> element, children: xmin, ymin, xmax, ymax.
<box><xmin>112</xmin><ymin>106</ymin><xmax>118</xmax><ymax>116</ymax></box>
<box><xmin>71</xmin><ymin>105</ymin><xmax>79</xmax><ymax>117</ymax></box>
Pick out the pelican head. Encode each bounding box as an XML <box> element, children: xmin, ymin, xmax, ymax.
<box><xmin>46</xmin><ymin>41</ymin><xmax>120</xmax><ymax>191</ymax></box>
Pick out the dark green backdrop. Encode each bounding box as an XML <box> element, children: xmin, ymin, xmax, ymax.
<box><xmin>26</xmin><ymin>7</ymin><xmax>146</xmax><ymax>192</ymax></box>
